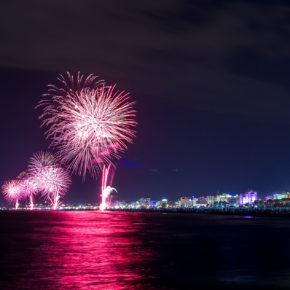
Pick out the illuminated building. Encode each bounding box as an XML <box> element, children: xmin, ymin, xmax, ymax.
<box><xmin>179</xmin><ymin>197</ymin><xmax>191</xmax><ymax>207</ymax></box>
<box><xmin>216</xmin><ymin>193</ymin><xmax>232</xmax><ymax>203</ymax></box>
<box><xmin>239</xmin><ymin>190</ymin><xmax>257</xmax><ymax>206</ymax></box>
<box><xmin>206</xmin><ymin>196</ymin><xmax>216</xmax><ymax>207</ymax></box>
<box><xmin>273</xmin><ymin>193</ymin><xmax>289</xmax><ymax>200</ymax></box>
<box><xmin>139</xmin><ymin>198</ymin><xmax>151</xmax><ymax>207</ymax></box>
<box><xmin>156</xmin><ymin>198</ymin><xmax>168</xmax><ymax>208</ymax></box>
<box><xmin>265</xmin><ymin>194</ymin><xmax>274</xmax><ymax>201</ymax></box>
<box><xmin>192</xmin><ymin>198</ymin><xmax>197</xmax><ymax>207</ymax></box>
<box><xmin>228</xmin><ymin>194</ymin><xmax>239</xmax><ymax>206</ymax></box>
<box><xmin>196</xmin><ymin>196</ymin><xmax>207</xmax><ymax>207</ymax></box>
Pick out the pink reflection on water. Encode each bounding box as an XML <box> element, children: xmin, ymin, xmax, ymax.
<box><xmin>28</xmin><ymin>211</ymin><xmax>154</xmax><ymax>289</ymax></box>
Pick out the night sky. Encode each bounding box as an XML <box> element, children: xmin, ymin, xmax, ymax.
<box><xmin>2</xmin><ymin>0</ymin><xmax>290</xmax><ymax>204</ymax></box>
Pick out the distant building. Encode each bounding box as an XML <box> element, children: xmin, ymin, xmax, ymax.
<box><xmin>273</xmin><ymin>193</ymin><xmax>289</xmax><ymax>200</ymax></box>
<box><xmin>216</xmin><ymin>193</ymin><xmax>231</xmax><ymax>203</ymax></box>
<box><xmin>192</xmin><ymin>197</ymin><xmax>197</xmax><ymax>207</ymax></box>
<box><xmin>206</xmin><ymin>196</ymin><xmax>216</xmax><ymax>207</ymax></box>
<box><xmin>196</xmin><ymin>196</ymin><xmax>207</xmax><ymax>207</ymax></box>
<box><xmin>228</xmin><ymin>194</ymin><xmax>239</xmax><ymax>206</ymax></box>
<box><xmin>179</xmin><ymin>197</ymin><xmax>191</xmax><ymax>207</ymax></box>
<box><xmin>239</xmin><ymin>190</ymin><xmax>257</xmax><ymax>206</ymax></box>
<box><xmin>139</xmin><ymin>198</ymin><xmax>150</xmax><ymax>207</ymax></box>
<box><xmin>118</xmin><ymin>201</ymin><xmax>128</xmax><ymax>209</ymax></box>
<box><xmin>213</xmin><ymin>201</ymin><xmax>228</xmax><ymax>208</ymax></box>
<box><xmin>156</xmin><ymin>198</ymin><xmax>168</xmax><ymax>208</ymax></box>
<box><xmin>265</xmin><ymin>197</ymin><xmax>290</xmax><ymax>207</ymax></box>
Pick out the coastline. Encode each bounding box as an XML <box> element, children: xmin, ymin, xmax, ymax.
<box><xmin>1</xmin><ymin>207</ymin><xmax>290</xmax><ymax>217</ymax></box>
<box><xmin>108</xmin><ymin>207</ymin><xmax>290</xmax><ymax>217</ymax></box>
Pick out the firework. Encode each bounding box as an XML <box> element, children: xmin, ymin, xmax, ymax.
<box><xmin>38</xmin><ymin>72</ymin><xmax>136</xmax><ymax>178</ymax></box>
<box><xmin>100</xmin><ymin>186</ymin><xmax>117</xmax><ymax>211</ymax></box>
<box><xmin>18</xmin><ymin>171</ymin><xmax>39</xmax><ymax>210</ymax></box>
<box><xmin>28</xmin><ymin>151</ymin><xmax>71</xmax><ymax>209</ymax></box>
<box><xmin>99</xmin><ymin>164</ymin><xmax>117</xmax><ymax>210</ymax></box>
<box><xmin>2</xmin><ymin>180</ymin><xmax>22</xmax><ymax>209</ymax></box>
<box><xmin>38</xmin><ymin>72</ymin><xmax>136</xmax><ymax>209</ymax></box>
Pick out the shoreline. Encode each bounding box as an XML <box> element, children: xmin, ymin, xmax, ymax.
<box><xmin>1</xmin><ymin>207</ymin><xmax>290</xmax><ymax>217</ymax></box>
<box><xmin>108</xmin><ymin>208</ymin><xmax>290</xmax><ymax>217</ymax></box>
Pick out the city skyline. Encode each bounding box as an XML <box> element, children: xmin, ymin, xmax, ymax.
<box><xmin>4</xmin><ymin>189</ymin><xmax>290</xmax><ymax>209</ymax></box>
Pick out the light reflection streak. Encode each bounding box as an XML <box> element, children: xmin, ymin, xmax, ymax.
<box><xmin>24</xmin><ymin>211</ymin><xmax>154</xmax><ymax>289</ymax></box>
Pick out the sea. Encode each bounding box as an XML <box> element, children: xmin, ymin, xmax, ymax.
<box><xmin>0</xmin><ymin>210</ymin><xmax>290</xmax><ymax>289</ymax></box>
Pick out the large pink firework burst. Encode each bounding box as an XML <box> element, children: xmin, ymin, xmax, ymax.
<box><xmin>28</xmin><ymin>151</ymin><xmax>71</xmax><ymax>209</ymax></box>
<box><xmin>38</xmin><ymin>72</ymin><xmax>137</xmax><ymax>179</ymax></box>
<box><xmin>38</xmin><ymin>72</ymin><xmax>136</xmax><ymax>210</ymax></box>
<box><xmin>2</xmin><ymin>179</ymin><xmax>22</xmax><ymax>209</ymax></box>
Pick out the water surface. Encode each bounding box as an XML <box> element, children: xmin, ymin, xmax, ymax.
<box><xmin>0</xmin><ymin>211</ymin><xmax>290</xmax><ymax>289</ymax></box>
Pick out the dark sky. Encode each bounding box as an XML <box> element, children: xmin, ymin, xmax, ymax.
<box><xmin>1</xmin><ymin>0</ymin><xmax>290</xmax><ymax>204</ymax></box>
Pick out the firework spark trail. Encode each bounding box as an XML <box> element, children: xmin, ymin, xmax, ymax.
<box><xmin>15</xmin><ymin>171</ymin><xmax>37</xmax><ymax>209</ymax></box>
<box><xmin>99</xmin><ymin>164</ymin><xmax>117</xmax><ymax>210</ymax></box>
<box><xmin>100</xmin><ymin>186</ymin><xmax>117</xmax><ymax>211</ymax></box>
<box><xmin>100</xmin><ymin>164</ymin><xmax>117</xmax><ymax>210</ymax></box>
<box><xmin>28</xmin><ymin>151</ymin><xmax>71</xmax><ymax>209</ymax></box>
<box><xmin>38</xmin><ymin>72</ymin><xmax>136</xmax><ymax>207</ymax></box>
<box><xmin>29</xmin><ymin>195</ymin><xmax>33</xmax><ymax>210</ymax></box>
<box><xmin>2</xmin><ymin>180</ymin><xmax>22</xmax><ymax>209</ymax></box>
